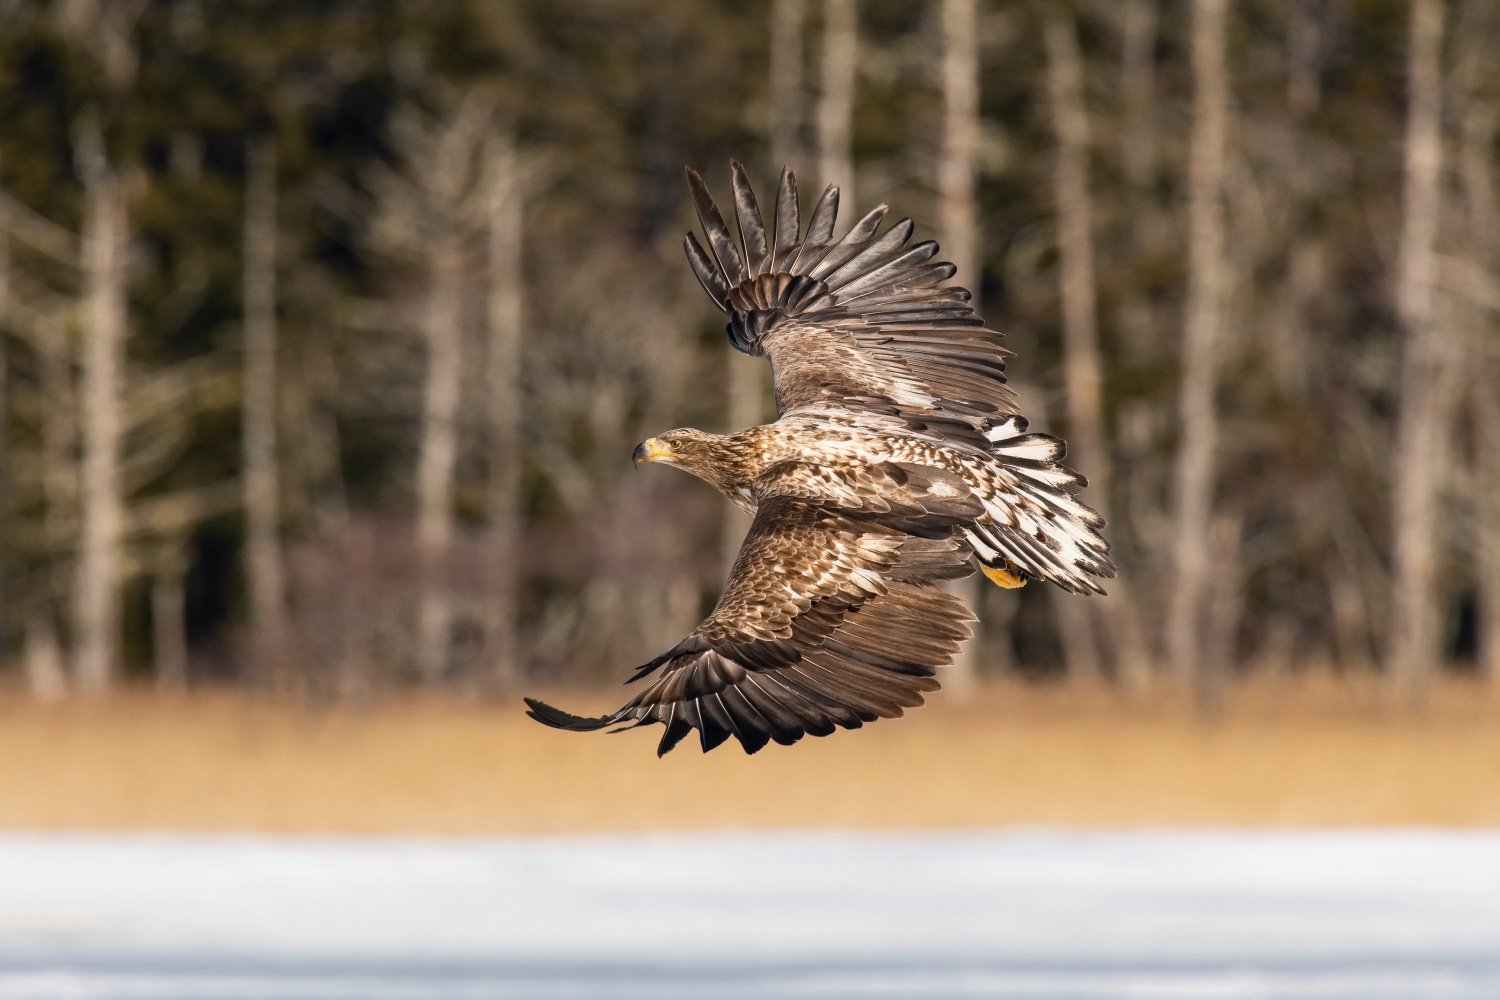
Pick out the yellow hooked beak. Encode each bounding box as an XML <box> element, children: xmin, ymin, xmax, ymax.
<box><xmin>632</xmin><ymin>438</ymin><xmax>678</xmax><ymax>464</ymax></box>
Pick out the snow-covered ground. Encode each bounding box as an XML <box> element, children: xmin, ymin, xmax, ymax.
<box><xmin>0</xmin><ymin>830</ymin><xmax>1497</xmax><ymax>999</ymax></box>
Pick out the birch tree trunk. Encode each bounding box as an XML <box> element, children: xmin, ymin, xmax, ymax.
<box><xmin>485</xmin><ymin>131</ymin><xmax>523</xmax><ymax>690</ymax></box>
<box><xmin>938</xmin><ymin>0</ymin><xmax>980</xmax><ymax>696</ymax></box>
<box><xmin>1165</xmin><ymin>0</ymin><xmax>1229</xmax><ymax>689</ymax></box>
<box><xmin>414</xmin><ymin>232</ymin><xmax>464</xmax><ymax>684</ymax></box>
<box><xmin>26</xmin><ymin>314</ymin><xmax>73</xmax><ymax>701</ymax></box>
<box><xmin>817</xmin><ymin>0</ymin><xmax>857</xmax><ymax>207</ymax></box>
<box><xmin>1387</xmin><ymin>0</ymin><xmax>1446</xmax><ymax>699</ymax></box>
<box><xmin>1044</xmin><ymin>14</ymin><xmax>1152</xmax><ymax>689</ymax></box>
<box><xmin>73</xmin><ymin>128</ymin><xmax>126</xmax><ymax>697</ymax></box>
<box><xmin>243</xmin><ymin>138</ymin><xmax>286</xmax><ymax>682</ymax></box>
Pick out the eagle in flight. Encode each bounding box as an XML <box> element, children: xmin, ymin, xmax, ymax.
<box><xmin>525</xmin><ymin>163</ymin><xmax>1113</xmax><ymax>756</ymax></box>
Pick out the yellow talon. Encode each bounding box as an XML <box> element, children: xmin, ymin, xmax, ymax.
<box><xmin>981</xmin><ymin>563</ymin><xmax>1027</xmax><ymax>589</ymax></box>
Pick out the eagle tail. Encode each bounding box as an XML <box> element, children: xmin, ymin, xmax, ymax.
<box><xmin>955</xmin><ymin>421</ymin><xmax>1117</xmax><ymax>595</ymax></box>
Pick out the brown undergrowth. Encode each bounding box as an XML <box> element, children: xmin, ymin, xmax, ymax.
<box><xmin>1</xmin><ymin>673</ymin><xmax>1497</xmax><ymax>833</ymax></box>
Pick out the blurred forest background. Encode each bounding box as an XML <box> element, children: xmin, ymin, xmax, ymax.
<box><xmin>0</xmin><ymin>0</ymin><xmax>1495</xmax><ymax>706</ymax></box>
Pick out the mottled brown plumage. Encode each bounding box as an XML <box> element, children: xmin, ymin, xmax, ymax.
<box><xmin>526</xmin><ymin>163</ymin><xmax>1113</xmax><ymax>755</ymax></box>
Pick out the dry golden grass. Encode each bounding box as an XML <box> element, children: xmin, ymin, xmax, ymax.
<box><xmin>1</xmin><ymin>674</ymin><xmax>1498</xmax><ymax>833</ymax></box>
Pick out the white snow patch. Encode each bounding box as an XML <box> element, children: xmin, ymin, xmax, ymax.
<box><xmin>0</xmin><ymin>830</ymin><xmax>1496</xmax><ymax>998</ymax></box>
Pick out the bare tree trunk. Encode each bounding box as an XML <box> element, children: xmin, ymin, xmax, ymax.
<box><xmin>1330</xmin><ymin>570</ymin><xmax>1374</xmax><ymax>671</ymax></box>
<box><xmin>1118</xmin><ymin>0</ymin><xmax>1158</xmax><ymax>195</ymax></box>
<box><xmin>1287</xmin><ymin>0</ymin><xmax>1323</xmax><ymax>117</ymax></box>
<box><xmin>1166</xmin><ymin>0</ymin><xmax>1230</xmax><ymax>689</ymax></box>
<box><xmin>980</xmin><ymin>585</ymin><xmax>1020</xmax><ymax>676</ymax></box>
<box><xmin>415</xmin><ymin>231</ymin><xmax>464</xmax><ymax>685</ymax></box>
<box><xmin>1049</xmin><ymin>594</ymin><xmax>1101</xmax><ymax>683</ymax></box>
<box><xmin>1454</xmin><ymin>31</ymin><xmax>1499</xmax><ymax>684</ymax></box>
<box><xmin>0</xmin><ymin>196</ymin><xmax>8</xmax><ymax>676</ymax></box>
<box><xmin>1044</xmin><ymin>17</ymin><xmax>1108</xmax><ymax>517</ymax></box>
<box><xmin>485</xmin><ymin>131</ymin><xmax>524</xmax><ymax>690</ymax></box>
<box><xmin>243</xmin><ymin>138</ymin><xmax>286</xmax><ymax>684</ymax></box>
<box><xmin>0</xmin><ymin>207</ymin><xmax>53</xmax><ymax>696</ymax></box>
<box><xmin>73</xmin><ymin>125</ymin><xmax>126</xmax><ymax>697</ymax></box>
<box><xmin>1044</xmin><ymin>14</ymin><xmax>1151</xmax><ymax>690</ymax></box>
<box><xmin>379</xmin><ymin>102</ymin><xmax>491</xmax><ymax>687</ymax></box>
<box><xmin>289</xmin><ymin>329</ymin><xmax>349</xmax><ymax>537</ymax></box>
<box><xmin>1200</xmin><ymin>510</ymin><xmax>1243</xmax><ymax>710</ymax></box>
<box><xmin>24</xmin><ymin>608</ymin><xmax>67</xmax><ymax>702</ymax></box>
<box><xmin>769</xmin><ymin>0</ymin><xmax>806</xmax><ymax>170</ymax></box>
<box><xmin>937</xmin><ymin>0</ymin><xmax>981</xmax><ymax>697</ymax></box>
<box><xmin>939</xmin><ymin>0</ymin><xmax>977</xmax><ymax>299</ymax></box>
<box><xmin>1388</xmin><ymin>0</ymin><xmax>1446</xmax><ymax>700</ymax></box>
<box><xmin>1113</xmin><ymin>0</ymin><xmax>1171</xmax><ymax>673</ymax></box>
<box><xmin>817</xmin><ymin>0</ymin><xmax>857</xmax><ymax>207</ymax></box>
<box><xmin>152</xmin><ymin>554</ymin><xmax>188</xmax><ymax>693</ymax></box>
<box><xmin>1042</xmin><ymin>19</ymin><xmax>1102</xmax><ymax>686</ymax></box>
<box><xmin>27</xmin><ymin>314</ymin><xmax>73</xmax><ymax>700</ymax></box>
<box><xmin>1475</xmin><ymin>387</ymin><xmax>1500</xmax><ymax>683</ymax></box>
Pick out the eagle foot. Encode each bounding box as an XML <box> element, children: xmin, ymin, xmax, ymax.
<box><xmin>980</xmin><ymin>563</ymin><xmax>1028</xmax><ymax>589</ymax></box>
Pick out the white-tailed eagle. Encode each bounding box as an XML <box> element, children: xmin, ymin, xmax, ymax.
<box><xmin>526</xmin><ymin>163</ymin><xmax>1112</xmax><ymax>755</ymax></box>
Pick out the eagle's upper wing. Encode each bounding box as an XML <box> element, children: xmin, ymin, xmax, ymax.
<box><xmin>683</xmin><ymin>163</ymin><xmax>1115</xmax><ymax>594</ymax></box>
<box><xmin>524</xmin><ymin>494</ymin><xmax>976</xmax><ymax>756</ymax></box>
<box><xmin>684</xmin><ymin>162</ymin><xmax>1015</xmax><ymax>449</ymax></box>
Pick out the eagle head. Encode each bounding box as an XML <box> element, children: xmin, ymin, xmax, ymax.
<box><xmin>634</xmin><ymin>428</ymin><xmax>755</xmax><ymax>496</ymax></box>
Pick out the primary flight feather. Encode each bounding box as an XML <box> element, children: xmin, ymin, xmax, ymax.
<box><xmin>525</xmin><ymin>163</ymin><xmax>1114</xmax><ymax>756</ymax></box>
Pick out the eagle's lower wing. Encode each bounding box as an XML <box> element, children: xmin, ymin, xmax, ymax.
<box><xmin>525</xmin><ymin>496</ymin><xmax>975</xmax><ymax>756</ymax></box>
<box><xmin>684</xmin><ymin>163</ymin><xmax>1015</xmax><ymax>449</ymax></box>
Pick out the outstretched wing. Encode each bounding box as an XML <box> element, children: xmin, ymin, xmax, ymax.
<box><xmin>684</xmin><ymin>162</ymin><xmax>1016</xmax><ymax>450</ymax></box>
<box><xmin>682</xmin><ymin>162</ymin><xmax>1115</xmax><ymax>595</ymax></box>
<box><xmin>525</xmin><ymin>496</ymin><xmax>976</xmax><ymax>756</ymax></box>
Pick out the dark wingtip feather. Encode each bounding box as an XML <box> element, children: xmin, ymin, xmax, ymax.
<box><xmin>843</xmin><ymin>204</ymin><xmax>889</xmax><ymax>244</ymax></box>
<box><xmin>737</xmin><ymin>727</ymin><xmax>770</xmax><ymax>754</ymax></box>
<box><xmin>730</xmin><ymin>160</ymin><xmax>770</xmax><ymax>278</ymax></box>
<box><xmin>685</xmin><ymin>166</ymin><xmax>747</xmax><ymax>286</ymax></box>
<box><xmin>656</xmin><ymin>717</ymin><xmax>694</xmax><ymax>757</ymax></box>
<box><xmin>771</xmin><ymin>166</ymin><xmax>800</xmax><ymax>270</ymax></box>
<box><xmin>699</xmin><ymin>721</ymin><xmax>733</xmax><ymax>753</ymax></box>
<box><xmin>684</xmin><ymin>232</ymin><xmax>731</xmax><ymax>314</ymax></box>
<box><xmin>790</xmin><ymin>184</ymin><xmax>840</xmax><ymax>274</ymax></box>
<box><xmin>524</xmin><ymin>697</ymin><xmax>616</xmax><ymax>732</ymax></box>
